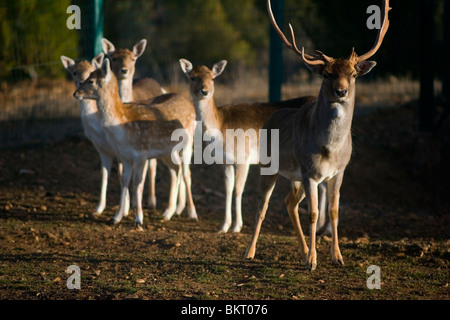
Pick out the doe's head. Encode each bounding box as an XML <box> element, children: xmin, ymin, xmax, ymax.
<box><xmin>179</xmin><ymin>58</ymin><xmax>227</xmax><ymax>100</ymax></box>
<box><xmin>101</xmin><ymin>38</ymin><xmax>147</xmax><ymax>80</ymax></box>
<box><xmin>74</xmin><ymin>58</ymin><xmax>116</xmax><ymax>101</ymax></box>
<box><xmin>61</xmin><ymin>53</ymin><xmax>104</xmax><ymax>88</ymax></box>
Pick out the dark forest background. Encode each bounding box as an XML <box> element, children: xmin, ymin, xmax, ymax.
<box><xmin>0</xmin><ymin>0</ymin><xmax>445</xmax><ymax>82</ymax></box>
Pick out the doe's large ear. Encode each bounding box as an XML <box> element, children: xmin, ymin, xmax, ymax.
<box><xmin>101</xmin><ymin>58</ymin><xmax>112</xmax><ymax>82</ymax></box>
<box><xmin>133</xmin><ymin>39</ymin><xmax>147</xmax><ymax>59</ymax></box>
<box><xmin>92</xmin><ymin>53</ymin><xmax>104</xmax><ymax>69</ymax></box>
<box><xmin>179</xmin><ymin>58</ymin><xmax>193</xmax><ymax>78</ymax></box>
<box><xmin>212</xmin><ymin>60</ymin><xmax>227</xmax><ymax>79</ymax></box>
<box><xmin>356</xmin><ymin>61</ymin><xmax>377</xmax><ymax>76</ymax></box>
<box><xmin>60</xmin><ymin>56</ymin><xmax>75</xmax><ymax>70</ymax></box>
<box><xmin>101</xmin><ymin>38</ymin><xmax>115</xmax><ymax>55</ymax></box>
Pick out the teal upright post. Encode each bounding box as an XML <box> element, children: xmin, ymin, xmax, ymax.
<box><xmin>84</xmin><ymin>0</ymin><xmax>103</xmax><ymax>59</ymax></box>
<box><xmin>92</xmin><ymin>0</ymin><xmax>104</xmax><ymax>58</ymax></box>
<box><xmin>90</xmin><ymin>0</ymin><xmax>104</xmax><ymax>58</ymax></box>
<box><xmin>268</xmin><ymin>0</ymin><xmax>283</xmax><ymax>102</ymax></box>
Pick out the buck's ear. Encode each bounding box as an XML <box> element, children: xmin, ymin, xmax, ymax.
<box><xmin>133</xmin><ymin>39</ymin><xmax>147</xmax><ymax>59</ymax></box>
<box><xmin>304</xmin><ymin>63</ymin><xmax>326</xmax><ymax>76</ymax></box>
<box><xmin>60</xmin><ymin>56</ymin><xmax>75</xmax><ymax>70</ymax></box>
<box><xmin>92</xmin><ymin>53</ymin><xmax>104</xmax><ymax>68</ymax></box>
<box><xmin>356</xmin><ymin>61</ymin><xmax>377</xmax><ymax>76</ymax></box>
<box><xmin>101</xmin><ymin>38</ymin><xmax>115</xmax><ymax>55</ymax></box>
<box><xmin>179</xmin><ymin>59</ymin><xmax>193</xmax><ymax>77</ymax></box>
<box><xmin>212</xmin><ymin>60</ymin><xmax>227</xmax><ymax>78</ymax></box>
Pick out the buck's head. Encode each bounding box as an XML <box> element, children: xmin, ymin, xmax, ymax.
<box><xmin>61</xmin><ymin>53</ymin><xmax>104</xmax><ymax>88</ymax></box>
<box><xmin>179</xmin><ymin>59</ymin><xmax>227</xmax><ymax>100</ymax></box>
<box><xmin>74</xmin><ymin>58</ymin><xmax>117</xmax><ymax>101</ymax></box>
<box><xmin>308</xmin><ymin>55</ymin><xmax>376</xmax><ymax>102</ymax></box>
<box><xmin>102</xmin><ymin>38</ymin><xmax>147</xmax><ymax>80</ymax></box>
<box><xmin>267</xmin><ymin>0</ymin><xmax>390</xmax><ymax>103</ymax></box>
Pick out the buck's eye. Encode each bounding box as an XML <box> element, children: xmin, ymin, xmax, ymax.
<box><xmin>72</xmin><ymin>72</ymin><xmax>77</xmax><ymax>76</ymax></box>
<box><xmin>88</xmin><ymin>80</ymin><xmax>94</xmax><ymax>84</ymax></box>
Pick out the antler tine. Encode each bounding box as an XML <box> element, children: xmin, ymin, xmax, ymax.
<box><xmin>288</xmin><ymin>23</ymin><xmax>312</xmax><ymax>59</ymax></box>
<box><xmin>357</xmin><ymin>0</ymin><xmax>391</xmax><ymax>62</ymax></box>
<box><xmin>302</xmin><ymin>48</ymin><xmax>326</xmax><ymax>66</ymax></box>
<box><xmin>267</xmin><ymin>0</ymin><xmax>325</xmax><ymax>64</ymax></box>
<box><xmin>314</xmin><ymin>50</ymin><xmax>333</xmax><ymax>63</ymax></box>
<box><xmin>267</xmin><ymin>0</ymin><xmax>303</xmax><ymax>58</ymax></box>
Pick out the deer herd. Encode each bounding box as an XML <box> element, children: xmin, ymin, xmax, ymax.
<box><xmin>60</xmin><ymin>0</ymin><xmax>391</xmax><ymax>271</ymax></box>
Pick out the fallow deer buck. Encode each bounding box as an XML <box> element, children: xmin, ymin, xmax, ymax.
<box><xmin>61</xmin><ymin>53</ymin><xmax>132</xmax><ymax>218</ymax></box>
<box><xmin>74</xmin><ymin>58</ymin><xmax>198</xmax><ymax>228</ymax></box>
<box><xmin>244</xmin><ymin>0</ymin><xmax>391</xmax><ymax>271</ymax></box>
<box><xmin>102</xmin><ymin>38</ymin><xmax>183</xmax><ymax>213</ymax></box>
<box><xmin>180</xmin><ymin>59</ymin><xmax>317</xmax><ymax>233</ymax></box>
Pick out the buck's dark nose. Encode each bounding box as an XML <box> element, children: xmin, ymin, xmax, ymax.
<box><xmin>120</xmin><ymin>68</ymin><xmax>128</xmax><ymax>74</ymax></box>
<box><xmin>335</xmin><ymin>89</ymin><xmax>348</xmax><ymax>97</ymax></box>
<box><xmin>200</xmin><ymin>89</ymin><xmax>209</xmax><ymax>97</ymax></box>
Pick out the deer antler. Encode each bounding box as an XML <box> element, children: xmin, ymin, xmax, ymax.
<box><xmin>356</xmin><ymin>0</ymin><xmax>391</xmax><ymax>62</ymax></box>
<box><xmin>267</xmin><ymin>0</ymin><xmax>327</xmax><ymax>65</ymax></box>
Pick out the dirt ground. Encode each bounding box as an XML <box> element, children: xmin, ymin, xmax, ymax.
<box><xmin>0</xmin><ymin>100</ymin><xmax>449</xmax><ymax>301</ymax></box>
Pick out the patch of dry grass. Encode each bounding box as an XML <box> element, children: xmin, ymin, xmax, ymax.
<box><xmin>0</xmin><ymin>71</ymin><xmax>441</xmax><ymax>122</ymax></box>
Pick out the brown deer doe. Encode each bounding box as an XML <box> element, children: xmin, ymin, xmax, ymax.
<box><xmin>74</xmin><ymin>58</ymin><xmax>198</xmax><ymax>229</ymax></box>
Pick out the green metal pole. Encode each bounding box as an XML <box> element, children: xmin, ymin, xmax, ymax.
<box><xmin>91</xmin><ymin>0</ymin><xmax>104</xmax><ymax>59</ymax></box>
<box><xmin>83</xmin><ymin>0</ymin><xmax>103</xmax><ymax>59</ymax></box>
<box><xmin>268</xmin><ymin>0</ymin><xmax>283</xmax><ymax>102</ymax></box>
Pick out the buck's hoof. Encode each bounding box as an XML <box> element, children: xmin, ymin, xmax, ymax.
<box><xmin>244</xmin><ymin>246</ymin><xmax>256</xmax><ymax>260</ymax></box>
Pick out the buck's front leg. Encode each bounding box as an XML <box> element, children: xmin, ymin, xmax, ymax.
<box><xmin>244</xmin><ymin>174</ymin><xmax>278</xmax><ymax>259</ymax></box>
<box><xmin>303</xmin><ymin>176</ymin><xmax>320</xmax><ymax>271</ymax></box>
<box><xmin>327</xmin><ymin>172</ymin><xmax>345</xmax><ymax>266</ymax></box>
<box><xmin>111</xmin><ymin>160</ymin><xmax>133</xmax><ymax>225</ymax></box>
<box><xmin>285</xmin><ymin>181</ymin><xmax>309</xmax><ymax>262</ymax></box>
